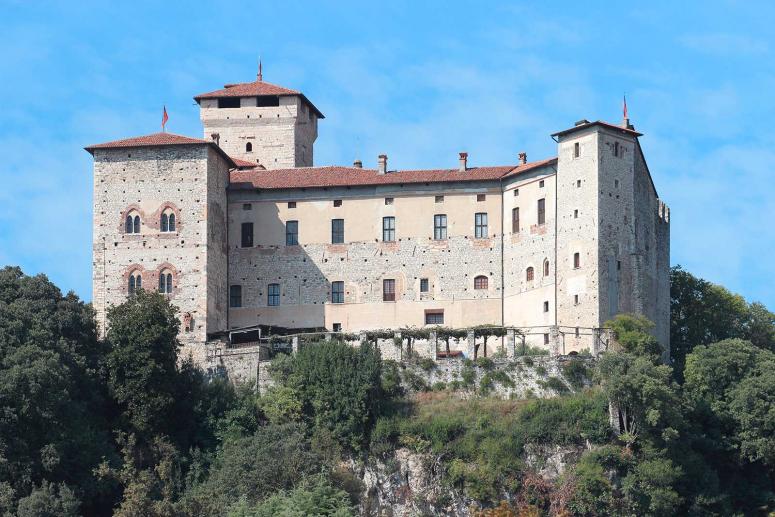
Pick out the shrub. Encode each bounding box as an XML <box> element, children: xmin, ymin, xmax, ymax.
<box><xmin>535</xmin><ymin>364</ymin><xmax>547</xmax><ymax>376</ymax></box>
<box><xmin>543</xmin><ymin>376</ymin><xmax>569</xmax><ymax>394</ymax></box>
<box><xmin>419</xmin><ymin>357</ymin><xmax>436</xmax><ymax>372</ymax></box>
<box><xmin>431</xmin><ymin>381</ymin><xmax>447</xmax><ymax>391</ymax></box>
<box><xmin>461</xmin><ymin>362</ymin><xmax>477</xmax><ymax>387</ymax></box>
<box><xmin>479</xmin><ymin>374</ymin><xmax>494</xmax><ymax>395</ymax></box>
<box><xmin>475</xmin><ymin>357</ymin><xmax>495</xmax><ymax>370</ymax></box>
<box><xmin>401</xmin><ymin>369</ymin><xmax>429</xmax><ymax>392</ymax></box>
<box><xmin>562</xmin><ymin>359</ymin><xmax>590</xmax><ymax>390</ymax></box>
<box><xmin>489</xmin><ymin>370</ymin><xmax>515</xmax><ymax>388</ymax></box>
<box><xmin>523</xmin><ymin>357</ymin><xmax>534</xmax><ymax>367</ymax></box>
<box><xmin>517</xmin><ymin>391</ymin><xmax>611</xmax><ymax>445</ymax></box>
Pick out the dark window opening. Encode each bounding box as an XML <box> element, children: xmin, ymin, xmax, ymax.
<box><xmin>331</xmin><ymin>281</ymin><xmax>344</xmax><ymax>304</ymax></box>
<box><xmin>243</xmin><ymin>203</ymin><xmax>252</xmax><ymax>210</ymax></box>
<box><xmin>333</xmin><ymin>199</ymin><xmax>342</xmax><ymax>207</ymax></box>
<box><xmin>382</xmin><ymin>216</ymin><xmax>395</xmax><ymax>242</ymax></box>
<box><xmin>614</xmin><ymin>141</ymin><xmax>619</xmax><ymax>157</ymax></box>
<box><xmin>574</xmin><ymin>142</ymin><xmax>580</xmax><ymax>158</ymax></box>
<box><xmin>267</xmin><ymin>283</ymin><xmax>280</xmax><ymax>306</ymax></box>
<box><xmin>331</xmin><ymin>219</ymin><xmax>344</xmax><ymax>244</ymax></box>
<box><xmin>543</xmin><ymin>301</ymin><xmax>549</xmax><ymax>313</ymax></box>
<box><xmin>128</xmin><ymin>273</ymin><xmax>141</xmax><ymax>294</ymax></box>
<box><xmin>241</xmin><ymin>222</ymin><xmax>253</xmax><ymax>248</ymax></box>
<box><xmin>286</xmin><ymin>220</ymin><xmax>298</xmax><ymax>245</ymax></box>
<box><xmin>544</xmin><ymin>333</ymin><xmax>550</xmax><ymax>345</ymax></box>
<box><xmin>333</xmin><ymin>323</ymin><xmax>342</xmax><ymax>332</ymax></box>
<box><xmin>229</xmin><ymin>285</ymin><xmax>242</xmax><ymax>308</ymax></box>
<box><xmin>475</xmin><ymin>212</ymin><xmax>488</xmax><ymax>238</ymax></box>
<box><xmin>425</xmin><ymin>311</ymin><xmax>444</xmax><ymax>325</ymax></box>
<box><xmin>385</xmin><ymin>197</ymin><xmax>394</xmax><ymax>205</ymax></box>
<box><xmin>288</xmin><ymin>201</ymin><xmax>297</xmax><ymax>209</ymax></box>
<box><xmin>474</xmin><ymin>275</ymin><xmax>488</xmax><ymax>290</ymax></box>
<box><xmin>537</xmin><ymin>198</ymin><xmax>546</xmax><ymax>225</ymax></box>
<box><xmin>434</xmin><ymin>214</ymin><xmax>447</xmax><ymax>240</ymax></box>
<box><xmin>477</xmin><ymin>194</ymin><xmax>486</xmax><ymax>202</ymax></box>
<box><xmin>158</xmin><ymin>272</ymin><xmax>173</xmax><ymax>294</ymax></box>
<box><xmin>512</xmin><ymin>207</ymin><xmax>520</xmax><ymax>233</ymax></box>
<box><xmin>574</xmin><ymin>252</ymin><xmax>581</xmax><ymax>269</ymax></box>
<box><xmin>383</xmin><ymin>279</ymin><xmax>396</xmax><ymax>302</ymax></box>
<box><xmin>544</xmin><ymin>260</ymin><xmax>550</xmax><ymax>277</ymax></box>
<box><xmin>218</xmin><ymin>97</ymin><xmax>240</xmax><ymax>108</ymax></box>
<box><xmin>574</xmin><ymin>294</ymin><xmax>579</xmax><ymax>305</ymax></box>
<box><xmin>420</xmin><ymin>278</ymin><xmax>429</xmax><ymax>292</ymax></box>
<box><xmin>526</xmin><ymin>267</ymin><xmax>534</xmax><ymax>281</ymax></box>
<box><xmin>255</xmin><ymin>95</ymin><xmax>280</xmax><ymax>107</ymax></box>
<box><xmin>435</xmin><ymin>195</ymin><xmax>444</xmax><ymax>203</ymax></box>
<box><xmin>245</xmin><ymin>142</ymin><xmax>253</xmax><ymax>152</ymax></box>
<box><xmin>539</xmin><ymin>180</ymin><xmax>545</xmax><ymax>188</ymax></box>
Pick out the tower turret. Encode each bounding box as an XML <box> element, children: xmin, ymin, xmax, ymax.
<box><xmin>194</xmin><ymin>71</ymin><xmax>323</xmax><ymax>169</ymax></box>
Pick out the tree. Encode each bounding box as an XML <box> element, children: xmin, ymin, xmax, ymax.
<box><xmin>15</xmin><ymin>481</ymin><xmax>80</xmax><ymax>517</ymax></box>
<box><xmin>728</xmin><ymin>369</ymin><xmax>775</xmax><ymax>465</ymax></box>
<box><xmin>606</xmin><ymin>314</ymin><xmax>663</xmax><ymax>361</ymax></box>
<box><xmin>227</xmin><ymin>476</ymin><xmax>354</xmax><ymax>517</ymax></box>
<box><xmin>104</xmin><ymin>289</ymin><xmax>182</xmax><ymax>437</ymax></box>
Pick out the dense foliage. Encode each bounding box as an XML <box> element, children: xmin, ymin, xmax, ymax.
<box><xmin>1</xmin><ymin>264</ymin><xmax>774</xmax><ymax>515</ymax></box>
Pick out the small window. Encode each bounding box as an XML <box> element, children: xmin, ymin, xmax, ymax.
<box><xmin>158</xmin><ymin>271</ymin><xmax>173</xmax><ymax>294</ymax></box>
<box><xmin>474</xmin><ymin>275</ymin><xmax>488</xmax><ymax>290</ymax></box>
<box><xmin>286</xmin><ymin>220</ymin><xmax>298</xmax><ymax>245</ymax></box>
<box><xmin>425</xmin><ymin>311</ymin><xmax>444</xmax><ymax>325</ymax></box>
<box><xmin>574</xmin><ymin>209</ymin><xmax>579</xmax><ymax>219</ymax></box>
<box><xmin>288</xmin><ymin>201</ymin><xmax>296</xmax><ymax>209</ymax></box>
<box><xmin>385</xmin><ymin>197</ymin><xmax>394</xmax><ymax>205</ymax></box>
<box><xmin>614</xmin><ymin>179</ymin><xmax>620</xmax><ymax>188</ymax></box>
<box><xmin>537</xmin><ymin>199</ymin><xmax>546</xmax><ymax>225</ymax></box>
<box><xmin>544</xmin><ymin>333</ymin><xmax>550</xmax><ymax>345</ymax></box>
<box><xmin>331</xmin><ymin>281</ymin><xmax>344</xmax><ymax>304</ymax></box>
<box><xmin>246</xmin><ymin>142</ymin><xmax>253</xmax><ymax>152</ymax></box>
<box><xmin>434</xmin><ymin>214</ymin><xmax>447</xmax><ymax>240</ymax></box>
<box><xmin>574</xmin><ymin>252</ymin><xmax>581</xmax><ymax>269</ymax></box>
<box><xmin>242</xmin><ymin>203</ymin><xmax>252</xmax><ymax>211</ymax></box>
<box><xmin>267</xmin><ymin>283</ymin><xmax>280</xmax><ymax>306</ymax></box>
<box><xmin>125</xmin><ymin>214</ymin><xmax>141</xmax><ymax>234</ymax></box>
<box><xmin>435</xmin><ymin>195</ymin><xmax>444</xmax><ymax>203</ymax></box>
<box><xmin>333</xmin><ymin>199</ymin><xmax>342</xmax><ymax>207</ymax></box>
<box><xmin>474</xmin><ymin>212</ymin><xmax>488</xmax><ymax>238</ymax></box>
<box><xmin>613</xmin><ymin>142</ymin><xmax>619</xmax><ymax>157</ymax></box>
<box><xmin>125</xmin><ymin>215</ymin><xmax>133</xmax><ymax>233</ymax></box>
<box><xmin>382</xmin><ymin>216</ymin><xmax>396</xmax><ymax>242</ymax></box>
<box><xmin>574</xmin><ymin>294</ymin><xmax>579</xmax><ymax>305</ymax></box>
<box><xmin>241</xmin><ymin>222</ymin><xmax>253</xmax><ymax>248</ymax></box>
<box><xmin>539</xmin><ymin>180</ymin><xmax>545</xmax><ymax>188</ymax></box>
<box><xmin>420</xmin><ymin>278</ymin><xmax>429</xmax><ymax>293</ymax></box>
<box><xmin>543</xmin><ymin>260</ymin><xmax>550</xmax><ymax>277</ymax></box>
<box><xmin>512</xmin><ymin>207</ymin><xmax>520</xmax><ymax>233</ymax></box>
<box><xmin>229</xmin><ymin>285</ymin><xmax>242</xmax><ymax>308</ymax></box>
<box><xmin>617</xmin><ymin>260</ymin><xmax>621</xmax><ymax>271</ymax></box>
<box><xmin>331</xmin><ymin>219</ymin><xmax>344</xmax><ymax>244</ymax></box>
<box><xmin>575</xmin><ymin>327</ymin><xmax>580</xmax><ymax>337</ymax></box>
<box><xmin>477</xmin><ymin>194</ymin><xmax>486</xmax><ymax>202</ymax></box>
<box><xmin>383</xmin><ymin>279</ymin><xmax>396</xmax><ymax>302</ymax></box>
<box><xmin>574</xmin><ymin>142</ymin><xmax>580</xmax><ymax>158</ymax></box>
<box><xmin>543</xmin><ymin>301</ymin><xmax>549</xmax><ymax>313</ymax></box>
<box><xmin>128</xmin><ymin>272</ymin><xmax>142</xmax><ymax>294</ymax></box>
<box><xmin>526</xmin><ymin>267</ymin><xmax>534</xmax><ymax>282</ymax></box>
<box><xmin>576</xmin><ymin>179</ymin><xmax>581</xmax><ymax>188</ymax></box>
<box><xmin>160</xmin><ymin>210</ymin><xmax>175</xmax><ymax>232</ymax></box>
<box><xmin>332</xmin><ymin>323</ymin><xmax>342</xmax><ymax>332</ymax></box>
<box><xmin>160</xmin><ymin>213</ymin><xmax>168</xmax><ymax>232</ymax></box>
<box><xmin>514</xmin><ymin>189</ymin><xmax>519</xmax><ymax>197</ymax></box>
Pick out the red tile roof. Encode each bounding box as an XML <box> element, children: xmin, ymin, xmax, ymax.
<box><xmin>551</xmin><ymin>120</ymin><xmax>642</xmax><ymax>138</ymax></box>
<box><xmin>229</xmin><ymin>158</ymin><xmax>557</xmax><ymax>190</ymax></box>
<box><xmin>84</xmin><ymin>132</ymin><xmax>237</xmax><ymax>167</ymax></box>
<box><xmin>193</xmin><ymin>79</ymin><xmax>324</xmax><ymax>118</ymax></box>
<box><xmin>231</xmin><ymin>156</ymin><xmax>261</xmax><ymax>168</ymax></box>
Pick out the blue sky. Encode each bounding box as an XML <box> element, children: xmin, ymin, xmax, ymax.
<box><xmin>0</xmin><ymin>0</ymin><xmax>773</xmax><ymax>308</ymax></box>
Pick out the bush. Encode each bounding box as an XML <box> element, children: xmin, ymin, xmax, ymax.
<box><xmin>517</xmin><ymin>391</ymin><xmax>611</xmax><ymax>445</ymax></box>
<box><xmin>543</xmin><ymin>376</ymin><xmax>569</xmax><ymax>394</ymax></box>
<box><xmin>461</xmin><ymin>361</ymin><xmax>477</xmax><ymax>387</ymax></box>
<box><xmin>535</xmin><ymin>364</ymin><xmax>547</xmax><ymax>376</ymax></box>
<box><xmin>562</xmin><ymin>359</ymin><xmax>590</xmax><ymax>391</ymax></box>
<box><xmin>475</xmin><ymin>357</ymin><xmax>495</xmax><ymax>370</ymax></box>
<box><xmin>418</xmin><ymin>357</ymin><xmax>436</xmax><ymax>372</ymax></box>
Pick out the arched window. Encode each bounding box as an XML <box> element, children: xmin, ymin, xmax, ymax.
<box><xmin>133</xmin><ymin>215</ymin><xmax>140</xmax><ymax>234</ymax></box>
<box><xmin>125</xmin><ymin>212</ymin><xmax>141</xmax><ymax>234</ymax></box>
<box><xmin>543</xmin><ymin>260</ymin><xmax>550</xmax><ymax>277</ymax></box>
<box><xmin>246</xmin><ymin>142</ymin><xmax>253</xmax><ymax>152</ymax></box>
<box><xmin>474</xmin><ymin>275</ymin><xmax>488</xmax><ymax>290</ymax></box>
<box><xmin>125</xmin><ymin>215</ymin><xmax>133</xmax><ymax>233</ymax></box>
<box><xmin>526</xmin><ymin>267</ymin><xmax>534</xmax><ymax>282</ymax></box>
<box><xmin>158</xmin><ymin>271</ymin><xmax>172</xmax><ymax>294</ymax></box>
<box><xmin>128</xmin><ymin>272</ymin><xmax>142</xmax><ymax>294</ymax></box>
<box><xmin>160</xmin><ymin>209</ymin><xmax>176</xmax><ymax>232</ymax></box>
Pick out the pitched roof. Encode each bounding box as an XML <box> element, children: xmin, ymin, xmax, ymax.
<box><xmin>84</xmin><ymin>132</ymin><xmax>237</xmax><ymax>167</ymax></box>
<box><xmin>229</xmin><ymin>158</ymin><xmax>557</xmax><ymax>191</ymax></box>
<box><xmin>194</xmin><ymin>79</ymin><xmax>324</xmax><ymax>118</ymax></box>
<box><xmin>551</xmin><ymin>120</ymin><xmax>642</xmax><ymax>138</ymax></box>
<box><xmin>231</xmin><ymin>156</ymin><xmax>262</xmax><ymax>169</ymax></box>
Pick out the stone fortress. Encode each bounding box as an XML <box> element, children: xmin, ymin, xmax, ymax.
<box><xmin>86</xmin><ymin>67</ymin><xmax>670</xmax><ymax>367</ymax></box>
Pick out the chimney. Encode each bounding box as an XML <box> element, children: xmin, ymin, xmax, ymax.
<box><xmin>518</xmin><ymin>152</ymin><xmax>527</xmax><ymax>165</ymax></box>
<box><xmin>378</xmin><ymin>154</ymin><xmax>388</xmax><ymax>175</ymax></box>
<box><xmin>353</xmin><ymin>159</ymin><xmax>363</xmax><ymax>169</ymax></box>
<box><xmin>458</xmin><ymin>152</ymin><xmax>468</xmax><ymax>172</ymax></box>
<box><xmin>210</xmin><ymin>133</ymin><xmax>220</xmax><ymax>146</ymax></box>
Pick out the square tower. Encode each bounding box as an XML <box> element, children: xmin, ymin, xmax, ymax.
<box><xmin>194</xmin><ymin>74</ymin><xmax>323</xmax><ymax>169</ymax></box>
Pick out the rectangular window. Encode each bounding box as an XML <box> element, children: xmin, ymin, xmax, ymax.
<box><xmin>218</xmin><ymin>97</ymin><xmax>240</xmax><ymax>109</ymax></box>
<box><xmin>383</xmin><ymin>279</ymin><xmax>396</xmax><ymax>302</ymax></box>
<box><xmin>333</xmin><ymin>199</ymin><xmax>342</xmax><ymax>207</ymax></box>
<box><xmin>285</xmin><ymin>220</ymin><xmax>298</xmax><ymax>245</ymax></box>
<box><xmin>575</xmin><ymin>327</ymin><xmax>580</xmax><ymax>337</ymax></box>
<box><xmin>574</xmin><ymin>142</ymin><xmax>580</xmax><ymax>158</ymax></box>
<box><xmin>574</xmin><ymin>294</ymin><xmax>579</xmax><ymax>305</ymax></box>
<box><xmin>425</xmin><ymin>311</ymin><xmax>444</xmax><ymax>325</ymax></box>
<box><xmin>434</xmin><ymin>214</ymin><xmax>447</xmax><ymax>240</ymax></box>
<box><xmin>574</xmin><ymin>252</ymin><xmax>581</xmax><ymax>269</ymax></box>
<box><xmin>537</xmin><ymin>199</ymin><xmax>546</xmax><ymax>225</ymax></box>
<box><xmin>512</xmin><ymin>207</ymin><xmax>520</xmax><ymax>233</ymax></box>
<box><xmin>382</xmin><ymin>216</ymin><xmax>395</xmax><ymax>242</ymax></box>
<box><xmin>543</xmin><ymin>301</ymin><xmax>549</xmax><ymax>313</ymax></box>
<box><xmin>475</xmin><ymin>212</ymin><xmax>488</xmax><ymax>238</ymax></box>
<box><xmin>385</xmin><ymin>197</ymin><xmax>394</xmax><ymax>205</ymax></box>
<box><xmin>576</xmin><ymin>179</ymin><xmax>581</xmax><ymax>188</ymax></box>
<box><xmin>332</xmin><ymin>323</ymin><xmax>342</xmax><ymax>332</ymax></box>
<box><xmin>514</xmin><ymin>188</ymin><xmax>519</xmax><ymax>197</ymax></box>
<box><xmin>420</xmin><ymin>278</ymin><xmax>429</xmax><ymax>292</ymax></box>
<box><xmin>574</xmin><ymin>209</ymin><xmax>579</xmax><ymax>219</ymax></box>
<box><xmin>229</xmin><ymin>285</ymin><xmax>242</xmax><ymax>308</ymax></box>
<box><xmin>544</xmin><ymin>333</ymin><xmax>550</xmax><ymax>345</ymax></box>
<box><xmin>331</xmin><ymin>219</ymin><xmax>344</xmax><ymax>244</ymax></box>
<box><xmin>435</xmin><ymin>195</ymin><xmax>444</xmax><ymax>203</ymax></box>
<box><xmin>242</xmin><ymin>203</ymin><xmax>252</xmax><ymax>210</ymax></box>
<box><xmin>288</xmin><ymin>201</ymin><xmax>297</xmax><ymax>209</ymax></box>
<box><xmin>331</xmin><ymin>281</ymin><xmax>344</xmax><ymax>304</ymax></box>
<box><xmin>267</xmin><ymin>283</ymin><xmax>280</xmax><ymax>306</ymax></box>
<box><xmin>539</xmin><ymin>180</ymin><xmax>545</xmax><ymax>188</ymax></box>
<box><xmin>241</xmin><ymin>222</ymin><xmax>253</xmax><ymax>248</ymax></box>
<box><xmin>477</xmin><ymin>194</ymin><xmax>486</xmax><ymax>202</ymax></box>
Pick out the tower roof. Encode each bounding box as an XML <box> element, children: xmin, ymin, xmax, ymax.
<box><xmin>84</xmin><ymin>132</ymin><xmax>237</xmax><ymax>167</ymax></box>
<box><xmin>551</xmin><ymin>120</ymin><xmax>642</xmax><ymax>138</ymax></box>
<box><xmin>193</xmin><ymin>79</ymin><xmax>324</xmax><ymax>118</ymax></box>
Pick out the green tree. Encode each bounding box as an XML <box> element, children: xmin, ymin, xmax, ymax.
<box><xmin>606</xmin><ymin>314</ymin><xmax>663</xmax><ymax>361</ymax></box>
<box><xmin>15</xmin><ymin>481</ymin><xmax>80</xmax><ymax>517</ymax></box>
<box><xmin>227</xmin><ymin>476</ymin><xmax>354</xmax><ymax>517</ymax></box>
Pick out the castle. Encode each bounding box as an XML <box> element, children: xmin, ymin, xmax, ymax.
<box><xmin>87</xmin><ymin>70</ymin><xmax>670</xmax><ymax>361</ymax></box>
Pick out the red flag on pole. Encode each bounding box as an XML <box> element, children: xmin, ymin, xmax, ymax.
<box><xmin>162</xmin><ymin>106</ymin><xmax>169</xmax><ymax>132</ymax></box>
<box><xmin>623</xmin><ymin>95</ymin><xmax>628</xmax><ymax>120</ymax></box>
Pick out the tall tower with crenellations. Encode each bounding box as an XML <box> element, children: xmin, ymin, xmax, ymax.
<box><xmin>194</xmin><ymin>65</ymin><xmax>324</xmax><ymax>169</ymax></box>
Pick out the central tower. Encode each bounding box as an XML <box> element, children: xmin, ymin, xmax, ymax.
<box><xmin>194</xmin><ymin>70</ymin><xmax>323</xmax><ymax>169</ymax></box>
